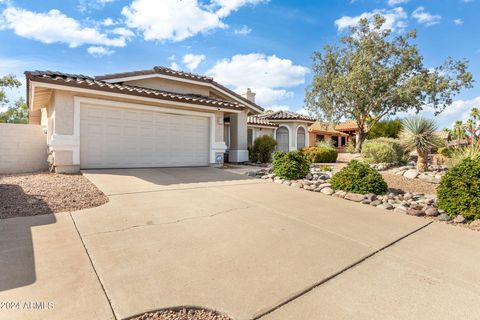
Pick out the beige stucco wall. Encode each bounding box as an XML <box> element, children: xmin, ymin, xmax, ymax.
<box><xmin>0</xmin><ymin>124</ymin><xmax>48</xmax><ymax>174</ymax></box>
<box><xmin>124</xmin><ymin>78</ymin><xmax>210</xmax><ymax>96</ymax></box>
<box><xmin>276</xmin><ymin>122</ymin><xmax>309</xmax><ymax>151</ymax></box>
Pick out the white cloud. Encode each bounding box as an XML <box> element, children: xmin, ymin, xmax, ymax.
<box><xmin>112</xmin><ymin>27</ymin><xmax>135</xmax><ymax>38</ymax></box>
<box><xmin>182</xmin><ymin>53</ymin><xmax>206</xmax><ymax>71</ymax></box>
<box><xmin>102</xmin><ymin>18</ymin><xmax>116</xmax><ymax>26</ymax></box>
<box><xmin>122</xmin><ymin>0</ymin><xmax>267</xmax><ymax>42</ymax></box>
<box><xmin>207</xmin><ymin>53</ymin><xmax>308</xmax><ymax>106</ymax></box>
<box><xmin>335</xmin><ymin>7</ymin><xmax>408</xmax><ymax>32</ymax></box>
<box><xmin>412</xmin><ymin>7</ymin><xmax>441</xmax><ymax>26</ymax></box>
<box><xmin>0</xmin><ymin>7</ymin><xmax>127</xmax><ymax>48</ymax></box>
<box><xmin>87</xmin><ymin>46</ymin><xmax>115</xmax><ymax>57</ymax></box>
<box><xmin>387</xmin><ymin>0</ymin><xmax>409</xmax><ymax>5</ymax></box>
<box><xmin>453</xmin><ymin>18</ymin><xmax>464</xmax><ymax>25</ymax></box>
<box><xmin>170</xmin><ymin>62</ymin><xmax>180</xmax><ymax>70</ymax></box>
<box><xmin>78</xmin><ymin>0</ymin><xmax>116</xmax><ymax>12</ymax></box>
<box><xmin>265</xmin><ymin>105</ymin><xmax>290</xmax><ymax>112</ymax></box>
<box><xmin>234</xmin><ymin>25</ymin><xmax>252</xmax><ymax>35</ymax></box>
<box><xmin>211</xmin><ymin>0</ymin><xmax>269</xmax><ymax>17</ymax></box>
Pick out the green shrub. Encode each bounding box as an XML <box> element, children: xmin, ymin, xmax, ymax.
<box><xmin>330</xmin><ymin>160</ymin><xmax>388</xmax><ymax>195</ymax></box>
<box><xmin>315</xmin><ymin>140</ymin><xmax>335</xmax><ymax>148</ymax></box>
<box><xmin>303</xmin><ymin>147</ymin><xmax>338</xmax><ymax>163</ymax></box>
<box><xmin>447</xmin><ymin>144</ymin><xmax>480</xmax><ymax>167</ymax></box>
<box><xmin>437</xmin><ymin>147</ymin><xmax>452</xmax><ymax>157</ymax></box>
<box><xmin>249</xmin><ymin>135</ymin><xmax>277</xmax><ymax>163</ymax></box>
<box><xmin>438</xmin><ymin>158</ymin><xmax>480</xmax><ymax>220</ymax></box>
<box><xmin>273</xmin><ymin>150</ymin><xmax>310</xmax><ymax>180</ymax></box>
<box><xmin>346</xmin><ymin>140</ymin><xmax>356</xmax><ymax>153</ymax></box>
<box><xmin>362</xmin><ymin>138</ymin><xmax>405</xmax><ymax>164</ymax></box>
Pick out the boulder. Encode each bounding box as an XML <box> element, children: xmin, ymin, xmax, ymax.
<box><xmin>370</xmin><ymin>200</ymin><xmax>382</xmax><ymax>206</ymax></box>
<box><xmin>345</xmin><ymin>193</ymin><xmax>366</xmax><ymax>202</ymax></box>
<box><xmin>403</xmin><ymin>169</ymin><xmax>419</xmax><ymax>179</ymax></box>
<box><xmin>452</xmin><ymin>215</ymin><xmax>466</xmax><ymax>224</ymax></box>
<box><xmin>424</xmin><ymin>207</ymin><xmax>439</xmax><ymax>217</ymax></box>
<box><xmin>407</xmin><ymin>208</ymin><xmax>425</xmax><ymax>216</ymax></box>
<box><xmin>377</xmin><ymin>203</ymin><xmax>394</xmax><ymax>210</ymax></box>
<box><xmin>365</xmin><ymin>193</ymin><xmax>377</xmax><ymax>201</ymax></box>
<box><xmin>321</xmin><ymin>187</ymin><xmax>335</xmax><ymax>195</ymax></box>
<box><xmin>333</xmin><ymin>191</ymin><xmax>347</xmax><ymax>198</ymax></box>
<box><xmin>318</xmin><ymin>183</ymin><xmax>332</xmax><ymax>189</ymax></box>
<box><xmin>361</xmin><ymin>199</ymin><xmax>372</xmax><ymax>205</ymax></box>
<box><xmin>418</xmin><ymin>174</ymin><xmax>440</xmax><ymax>184</ymax></box>
<box><xmin>438</xmin><ymin>213</ymin><xmax>451</xmax><ymax>221</ymax></box>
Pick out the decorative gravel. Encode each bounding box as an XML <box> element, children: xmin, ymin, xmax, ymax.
<box><xmin>0</xmin><ymin>172</ymin><xmax>108</xmax><ymax>219</ymax></box>
<box><xmin>131</xmin><ymin>308</ymin><xmax>231</xmax><ymax>320</ymax></box>
<box><xmin>380</xmin><ymin>172</ymin><xmax>437</xmax><ymax>195</ymax></box>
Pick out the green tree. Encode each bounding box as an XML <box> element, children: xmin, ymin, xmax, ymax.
<box><xmin>454</xmin><ymin>120</ymin><xmax>465</xmax><ymax>145</ymax></box>
<box><xmin>305</xmin><ymin>15</ymin><xmax>473</xmax><ymax>152</ymax></box>
<box><xmin>367</xmin><ymin>119</ymin><xmax>402</xmax><ymax>139</ymax></box>
<box><xmin>0</xmin><ymin>98</ymin><xmax>28</xmax><ymax>124</ymax></box>
<box><xmin>0</xmin><ymin>74</ymin><xmax>28</xmax><ymax>124</ymax></box>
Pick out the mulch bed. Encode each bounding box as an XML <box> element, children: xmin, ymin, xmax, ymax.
<box><xmin>0</xmin><ymin>172</ymin><xmax>108</xmax><ymax>219</ymax></box>
<box><xmin>381</xmin><ymin>172</ymin><xmax>437</xmax><ymax>195</ymax></box>
<box><xmin>131</xmin><ymin>308</ymin><xmax>231</xmax><ymax>320</ymax></box>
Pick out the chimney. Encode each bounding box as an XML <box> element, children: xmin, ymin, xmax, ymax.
<box><xmin>242</xmin><ymin>88</ymin><xmax>256</xmax><ymax>103</ymax></box>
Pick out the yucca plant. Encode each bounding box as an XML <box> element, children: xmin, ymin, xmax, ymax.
<box><xmin>400</xmin><ymin>116</ymin><xmax>439</xmax><ymax>172</ymax></box>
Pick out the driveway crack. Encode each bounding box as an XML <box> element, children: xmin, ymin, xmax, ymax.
<box><xmin>87</xmin><ymin>206</ymin><xmax>253</xmax><ymax>236</ymax></box>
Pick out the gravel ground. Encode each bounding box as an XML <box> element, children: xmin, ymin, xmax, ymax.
<box><xmin>381</xmin><ymin>172</ymin><xmax>437</xmax><ymax>195</ymax></box>
<box><xmin>0</xmin><ymin>172</ymin><xmax>108</xmax><ymax>219</ymax></box>
<box><xmin>132</xmin><ymin>308</ymin><xmax>231</xmax><ymax>320</ymax></box>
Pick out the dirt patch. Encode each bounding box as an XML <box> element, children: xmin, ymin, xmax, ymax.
<box><xmin>0</xmin><ymin>172</ymin><xmax>108</xmax><ymax>219</ymax></box>
<box><xmin>381</xmin><ymin>172</ymin><xmax>437</xmax><ymax>195</ymax></box>
<box><xmin>131</xmin><ymin>308</ymin><xmax>231</xmax><ymax>320</ymax></box>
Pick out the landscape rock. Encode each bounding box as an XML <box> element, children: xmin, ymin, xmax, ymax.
<box><xmin>403</xmin><ymin>169</ymin><xmax>419</xmax><ymax>179</ymax></box>
<box><xmin>345</xmin><ymin>193</ymin><xmax>366</xmax><ymax>202</ymax></box>
<box><xmin>424</xmin><ymin>207</ymin><xmax>439</xmax><ymax>217</ymax></box>
<box><xmin>452</xmin><ymin>215</ymin><xmax>466</xmax><ymax>224</ymax></box>
<box><xmin>418</xmin><ymin>174</ymin><xmax>440</xmax><ymax>184</ymax></box>
<box><xmin>407</xmin><ymin>208</ymin><xmax>425</xmax><ymax>216</ymax></box>
<box><xmin>333</xmin><ymin>190</ymin><xmax>347</xmax><ymax>198</ymax></box>
<box><xmin>438</xmin><ymin>213</ymin><xmax>451</xmax><ymax>221</ymax></box>
<box><xmin>377</xmin><ymin>203</ymin><xmax>394</xmax><ymax>210</ymax></box>
<box><xmin>321</xmin><ymin>187</ymin><xmax>335</xmax><ymax>195</ymax></box>
<box><xmin>370</xmin><ymin>200</ymin><xmax>382</xmax><ymax>206</ymax></box>
<box><xmin>365</xmin><ymin>193</ymin><xmax>377</xmax><ymax>201</ymax></box>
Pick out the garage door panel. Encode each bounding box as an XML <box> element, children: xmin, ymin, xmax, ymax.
<box><xmin>80</xmin><ymin>105</ymin><xmax>209</xmax><ymax>169</ymax></box>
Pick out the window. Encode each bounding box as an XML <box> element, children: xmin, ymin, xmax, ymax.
<box><xmin>247</xmin><ymin>128</ymin><xmax>253</xmax><ymax>147</ymax></box>
<box><xmin>331</xmin><ymin>136</ymin><xmax>339</xmax><ymax>147</ymax></box>
<box><xmin>341</xmin><ymin>137</ymin><xmax>346</xmax><ymax>147</ymax></box>
<box><xmin>316</xmin><ymin>135</ymin><xmax>325</xmax><ymax>143</ymax></box>
<box><xmin>297</xmin><ymin>127</ymin><xmax>306</xmax><ymax>150</ymax></box>
<box><xmin>276</xmin><ymin>127</ymin><xmax>289</xmax><ymax>152</ymax></box>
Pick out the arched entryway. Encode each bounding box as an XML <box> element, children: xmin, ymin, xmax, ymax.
<box><xmin>276</xmin><ymin>126</ymin><xmax>289</xmax><ymax>152</ymax></box>
<box><xmin>296</xmin><ymin>126</ymin><xmax>306</xmax><ymax>150</ymax></box>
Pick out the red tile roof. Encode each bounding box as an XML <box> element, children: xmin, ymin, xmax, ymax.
<box><xmin>26</xmin><ymin>71</ymin><xmax>246</xmax><ymax>111</ymax></box>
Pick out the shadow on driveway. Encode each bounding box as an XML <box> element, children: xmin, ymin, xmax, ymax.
<box><xmin>0</xmin><ymin>184</ymin><xmax>56</xmax><ymax>291</ymax></box>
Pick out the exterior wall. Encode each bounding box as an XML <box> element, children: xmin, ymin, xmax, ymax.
<box><xmin>252</xmin><ymin>127</ymin><xmax>274</xmax><ymax>140</ymax></box>
<box><xmin>228</xmin><ymin>110</ymin><xmax>249</xmax><ymax>162</ymax></box>
<box><xmin>309</xmin><ymin>132</ymin><xmax>350</xmax><ymax>149</ymax></box>
<box><xmin>43</xmin><ymin>89</ymin><xmax>227</xmax><ymax>172</ymax></box>
<box><xmin>124</xmin><ymin>78</ymin><xmax>210</xmax><ymax>96</ymax></box>
<box><xmin>275</xmin><ymin>122</ymin><xmax>309</xmax><ymax>151</ymax></box>
<box><xmin>0</xmin><ymin>124</ymin><xmax>48</xmax><ymax>174</ymax></box>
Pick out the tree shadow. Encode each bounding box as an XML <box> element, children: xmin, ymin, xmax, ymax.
<box><xmin>0</xmin><ymin>184</ymin><xmax>56</xmax><ymax>291</ymax></box>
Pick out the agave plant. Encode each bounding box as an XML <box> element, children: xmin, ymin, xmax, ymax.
<box><xmin>400</xmin><ymin>116</ymin><xmax>439</xmax><ymax>172</ymax></box>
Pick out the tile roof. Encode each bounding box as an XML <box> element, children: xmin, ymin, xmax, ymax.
<box><xmin>247</xmin><ymin>116</ymin><xmax>278</xmax><ymax>127</ymax></box>
<box><xmin>257</xmin><ymin>110</ymin><xmax>316</xmax><ymax>122</ymax></box>
<box><xmin>435</xmin><ymin>131</ymin><xmax>451</xmax><ymax>140</ymax></box>
<box><xmin>25</xmin><ymin>71</ymin><xmax>246</xmax><ymax>111</ymax></box>
<box><xmin>95</xmin><ymin>66</ymin><xmax>264</xmax><ymax>112</ymax></box>
<box><xmin>334</xmin><ymin>121</ymin><xmax>359</xmax><ymax>131</ymax></box>
<box><xmin>309</xmin><ymin>122</ymin><xmax>349</xmax><ymax>136</ymax></box>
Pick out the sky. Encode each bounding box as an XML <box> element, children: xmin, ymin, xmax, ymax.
<box><xmin>0</xmin><ymin>0</ymin><xmax>479</xmax><ymax>129</ymax></box>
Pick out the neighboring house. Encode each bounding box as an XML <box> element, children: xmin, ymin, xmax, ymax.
<box><xmin>308</xmin><ymin>120</ymin><xmax>360</xmax><ymax>150</ymax></box>
<box><xmin>435</xmin><ymin>130</ymin><xmax>452</xmax><ymax>143</ymax></box>
<box><xmin>26</xmin><ymin>67</ymin><xmax>315</xmax><ymax>173</ymax></box>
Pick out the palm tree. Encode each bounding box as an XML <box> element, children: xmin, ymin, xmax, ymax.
<box><xmin>454</xmin><ymin>120</ymin><xmax>464</xmax><ymax>146</ymax></box>
<box><xmin>400</xmin><ymin>116</ymin><xmax>439</xmax><ymax>172</ymax></box>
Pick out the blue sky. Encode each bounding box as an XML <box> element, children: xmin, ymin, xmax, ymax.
<box><xmin>1</xmin><ymin>0</ymin><xmax>479</xmax><ymax>129</ymax></box>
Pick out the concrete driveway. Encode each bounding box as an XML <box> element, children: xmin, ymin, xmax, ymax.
<box><xmin>1</xmin><ymin>167</ymin><xmax>479</xmax><ymax>320</ymax></box>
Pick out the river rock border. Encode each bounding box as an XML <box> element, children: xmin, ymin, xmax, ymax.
<box><xmin>245</xmin><ymin>166</ymin><xmax>474</xmax><ymax>228</ymax></box>
<box><xmin>370</xmin><ymin>163</ymin><xmax>448</xmax><ymax>184</ymax></box>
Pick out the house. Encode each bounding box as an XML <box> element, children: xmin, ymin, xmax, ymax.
<box><xmin>308</xmin><ymin>120</ymin><xmax>360</xmax><ymax>151</ymax></box>
<box><xmin>25</xmin><ymin>67</ymin><xmax>313</xmax><ymax>173</ymax></box>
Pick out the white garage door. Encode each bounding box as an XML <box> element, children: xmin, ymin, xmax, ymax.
<box><xmin>80</xmin><ymin>104</ymin><xmax>210</xmax><ymax>169</ymax></box>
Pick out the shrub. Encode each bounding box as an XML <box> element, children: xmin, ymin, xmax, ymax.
<box><xmin>273</xmin><ymin>150</ymin><xmax>310</xmax><ymax>180</ymax></box>
<box><xmin>303</xmin><ymin>146</ymin><xmax>338</xmax><ymax>163</ymax></box>
<box><xmin>361</xmin><ymin>138</ymin><xmax>405</xmax><ymax>164</ymax></box>
<box><xmin>438</xmin><ymin>158</ymin><xmax>480</xmax><ymax>220</ymax></box>
<box><xmin>346</xmin><ymin>140</ymin><xmax>356</xmax><ymax>153</ymax></box>
<box><xmin>437</xmin><ymin>147</ymin><xmax>452</xmax><ymax>157</ymax></box>
<box><xmin>315</xmin><ymin>140</ymin><xmax>335</xmax><ymax>148</ymax></box>
<box><xmin>249</xmin><ymin>135</ymin><xmax>277</xmax><ymax>163</ymax></box>
<box><xmin>330</xmin><ymin>160</ymin><xmax>388</xmax><ymax>195</ymax></box>
<box><xmin>447</xmin><ymin>144</ymin><xmax>480</xmax><ymax>167</ymax></box>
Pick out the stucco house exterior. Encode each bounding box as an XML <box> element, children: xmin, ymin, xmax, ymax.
<box><xmin>25</xmin><ymin>67</ymin><xmax>315</xmax><ymax>173</ymax></box>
